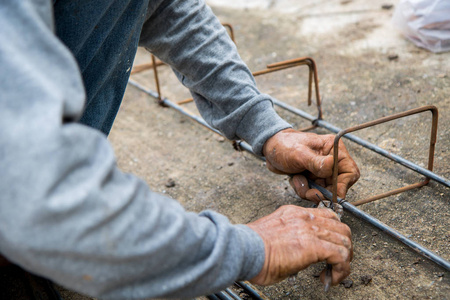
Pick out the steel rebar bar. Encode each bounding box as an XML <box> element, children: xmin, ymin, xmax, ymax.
<box><xmin>215</xmin><ymin>291</ymin><xmax>234</xmax><ymax>300</ymax></box>
<box><xmin>207</xmin><ymin>294</ymin><xmax>221</xmax><ymax>300</ymax></box>
<box><xmin>309</xmin><ymin>181</ymin><xmax>450</xmax><ymax>271</ymax></box>
<box><xmin>236</xmin><ymin>281</ymin><xmax>270</xmax><ymax>300</ymax></box>
<box><xmin>225</xmin><ymin>288</ymin><xmax>242</xmax><ymax>300</ymax></box>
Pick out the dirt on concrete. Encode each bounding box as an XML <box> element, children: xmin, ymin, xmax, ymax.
<box><xmin>57</xmin><ymin>0</ymin><xmax>449</xmax><ymax>299</ymax></box>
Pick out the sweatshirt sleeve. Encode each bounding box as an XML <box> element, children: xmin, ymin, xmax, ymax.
<box><xmin>0</xmin><ymin>1</ymin><xmax>264</xmax><ymax>299</ymax></box>
<box><xmin>140</xmin><ymin>0</ymin><xmax>292</xmax><ymax>156</ymax></box>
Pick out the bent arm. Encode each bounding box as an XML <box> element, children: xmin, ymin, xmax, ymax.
<box><xmin>0</xmin><ymin>1</ymin><xmax>264</xmax><ymax>298</ymax></box>
<box><xmin>140</xmin><ymin>0</ymin><xmax>292</xmax><ymax>155</ymax></box>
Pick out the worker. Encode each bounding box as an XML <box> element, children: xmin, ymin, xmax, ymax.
<box><xmin>0</xmin><ymin>0</ymin><xmax>360</xmax><ymax>299</ymax></box>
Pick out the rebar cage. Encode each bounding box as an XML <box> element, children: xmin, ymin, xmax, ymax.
<box><xmin>128</xmin><ymin>23</ymin><xmax>449</xmax><ymax>299</ymax></box>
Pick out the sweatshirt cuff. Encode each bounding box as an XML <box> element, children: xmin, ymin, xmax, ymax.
<box><xmin>235</xmin><ymin>224</ymin><xmax>265</xmax><ymax>281</ymax></box>
<box><xmin>235</xmin><ymin>97</ymin><xmax>292</xmax><ymax>156</ymax></box>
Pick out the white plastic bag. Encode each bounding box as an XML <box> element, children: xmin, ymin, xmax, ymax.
<box><xmin>392</xmin><ymin>0</ymin><xmax>450</xmax><ymax>53</ymax></box>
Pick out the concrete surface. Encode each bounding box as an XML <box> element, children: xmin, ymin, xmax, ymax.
<box><xmin>57</xmin><ymin>0</ymin><xmax>449</xmax><ymax>299</ymax></box>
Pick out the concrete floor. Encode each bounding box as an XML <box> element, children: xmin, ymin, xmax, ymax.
<box><xmin>58</xmin><ymin>0</ymin><xmax>449</xmax><ymax>299</ymax></box>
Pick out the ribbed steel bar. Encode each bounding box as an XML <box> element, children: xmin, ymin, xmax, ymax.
<box><xmin>128</xmin><ymin>81</ymin><xmax>450</xmax><ymax>271</ymax></box>
<box><xmin>208</xmin><ymin>284</ymin><xmax>264</xmax><ymax>300</ymax></box>
<box><xmin>308</xmin><ymin>182</ymin><xmax>450</xmax><ymax>272</ymax></box>
<box><xmin>215</xmin><ymin>291</ymin><xmax>234</xmax><ymax>300</ymax></box>
<box><xmin>225</xmin><ymin>288</ymin><xmax>242</xmax><ymax>300</ymax></box>
<box><xmin>128</xmin><ymin>80</ymin><xmax>222</xmax><ymax>136</ymax></box>
<box><xmin>208</xmin><ymin>288</ymin><xmax>242</xmax><ymax>300</ymax></box>
<box><xmin>271</xmin><ymin>96</ymin><xmax>317</xmax><ymax>122</ymax></box>
<box><xmin>269</xmin><ymin>98</ymin><xmax>450</xmax><ymax>188</ymax></box>
<box><xmin>236</xmin><ymin>281</ymin><xmax>270</xmax><ymax>300</ymax></box>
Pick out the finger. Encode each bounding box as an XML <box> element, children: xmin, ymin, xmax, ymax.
<box><xmin>336</xmin><ymin>169</ymin><xmax>360</xmax><ymax>198</ymax></box>
<box><xmin>303</xmin><ymin>207</ymin><xmax>341</xmax><ymax>222</ymax></box>
<box><xmin>305</xmin><ymin>189</ymin><xmax>324</xmax><ymax>203</ymax></box>
<box><xmin>301</xmin><ymin>150</ymin><xmax>334</xmax><ymax>179</ymax></box>
<box><xmin>278</xmin><ymin>205</ymin><xmax>343</xmax><ymax>224</ymax></box>
<box><xmin>312</xmin><ymin>212</ymin><xmax>353</xmax><ymax>274</ymax></box>
<box><xmin>320</xmin><ymin>149</ymin><xmax>360</xmax><ymax>199</ymax></box>
<box><xmin>289</xmin><ymin>175</ymin><xmax>309</xmax><ymax>199</ymax></box>
<box><xmin>265</xmin><ymin>160</ymin><xmax>286</xmax><ymax>175</ymax></box>
<box><xmin>310</xmin><ymin>212</ymin><xmax>352</xmax><ymax>238</ymax></box>
<box><xmin>309</xmin><ymin>224</ymin><xmax>352</xmax><ymax>251</ymax></box>
<box><xmin>314</xmin><ymin>239</ymin><xmax>352</xmax><ymax>267</ymax></box>
<box><xmin>314</xmin><ymin>231</ymin><xmax>353</xmax><ymax>286</ymax></box>
<box><xmin>334</xmin><ymin>142</ymin><xmax>360</xmax><ymax>198</ymax></box>
<box><xmin>324</xmin><ymin>171</ymin><xmax>360</xmax><ymax>199</ymax></box>
<box><xmin>282</xmin><ymin>208</ymin><xmax>353</xmax><ymax>267</ymax></box>
<box><xmin>320</xmin><ymin>260</ymin><xmax>351</xmax><ymax>286</ymax></box>
<box><xmin>336</xmin><ymin>152</ymin><xmax>360</xmax><ymax>181</ymax></box>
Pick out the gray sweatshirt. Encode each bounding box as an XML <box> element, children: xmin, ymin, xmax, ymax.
<box><xmin>0</xmin><ymin>0</ymin><xmax>291</xmax><ymax>299</ymax></box>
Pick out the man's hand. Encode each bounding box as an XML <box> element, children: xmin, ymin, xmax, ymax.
<box><xmin>247</xmin><ymin>205</ymin><xmax>352</xmax><ymax>286</ymax></box>
<box><xmin>263</xmin><ymin>129</ymin><xmax>360</xmax><ymax>202</ymax></box>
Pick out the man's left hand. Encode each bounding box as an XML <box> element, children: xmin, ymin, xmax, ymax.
<box><xmin>263</xmin><ymin>129</ymin><xmax>360</xmax><ymax>202</ymax></box>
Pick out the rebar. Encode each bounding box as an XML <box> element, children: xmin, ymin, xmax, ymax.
<box><xmin>331</xmin><ymin>105</ymin><xmax>438</xmax><ymax>205</ymax></box>
<box><xmin>253</xmin><ymin>57</ymin><xmax>323</xmax><ymax>121</ymax></box>
<box><xmin>236</xmin><ymin>281</ymin><xmax>271</xmax><ymax>300</ymax></box>
<box><xmin>207</xmin><ymin>282</ymin><xmax>268</xmax><ymax>300</ymax></box>
<box><xmin>214</xmin><ymin>291</ymin><xmax>235</xmax><ymax>300</ymax></box>
<box><xmin>309</xmin><ymin>181</ymin><xmax>450</xmax><ymax>272</ymax></box>
<box><xmin>130</xmin><ymin>60</ymin><xmax>164</xmax><ymax>75</ymax></box>
<box><xmin>269</xmin><ymin>97</ymin><xmax>450</xmax><ymax>188</ymax></box>
<box><xmin>225</xmin><ymin>288</ymin><xmax>242</xmax><ymax>300</ymax></box>
<box><xmin>151</xmin><ymin>54</ymin><xmax>163</xmax><ymax>104</ymax></box>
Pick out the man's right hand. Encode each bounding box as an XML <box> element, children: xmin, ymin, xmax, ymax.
<box><xmin>247</xmin><ymin>205</ymin><xmax>352</xmax><ymax>286</ymax></box>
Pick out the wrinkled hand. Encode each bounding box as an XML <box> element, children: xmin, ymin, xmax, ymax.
<box><xmin>263</xmin><ymin>129</ymin><xmax>360</xmax><ymax>202</ymax></box>
<box><xmin>247</xmin><ymin>205</ymin><xmax>352</xmax><ymax>286</ymax></box>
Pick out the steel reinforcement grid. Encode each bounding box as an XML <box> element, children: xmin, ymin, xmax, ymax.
<box><xmin>128</xmin><ymin>48</ymin><xmax>449</xmax><ymax>299</ymax></box>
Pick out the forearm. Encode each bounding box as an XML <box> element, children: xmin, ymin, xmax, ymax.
<box><xmin>0</xmin><ymin>1</ymin><xmax>264</xmax><ymax>298</ymax></box>
<box><xmin>140</xmin><ymin>0</ymin><xmax>292</xmax><ymax>155</ymax></box>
